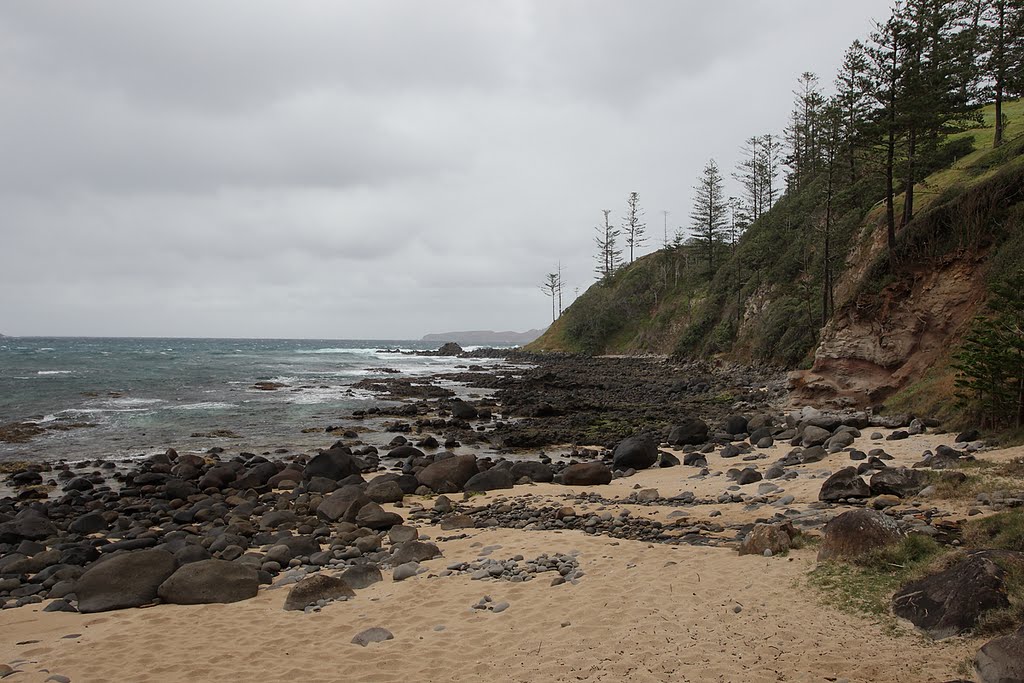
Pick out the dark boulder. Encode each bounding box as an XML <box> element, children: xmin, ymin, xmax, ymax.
<box><xmin>316</xmin><ymin>485</ymin><xmax>371</xmax><ymax>522</ymax></box>
<box><xmin>736</xmin><ymin>468</ymin><xmax>763</xmax><ymax>485</ymax></box>
<box><xmin>437</xmin><ymin>342</ymin><xmax>463</xmax><ymax>356</ymax></box>
<box><xmin>817</xmin><ymin>509</ymin><xmax>904</xmax><ymax>562</ymax></box>
<box><xmin>667</xmin><ymin>418</ymin><xmax>709</xmax><ymax>446</ymax></box>
<box><xmin>416</xmin><ymin>454</ymin><xmax>478</xmax><ymax>493</ymax></box>
<box><xmin>893</xmin><ymin>554</ymin><xmax>1010</xmax><ymax>639</ymax></box>
<box><xmin>0</xmin><ymin>510</ymin><xmax>57</xmax><ymax>543</ymax></box>
<box><xmin>354</xmin><ymin>502</ymin><xmax>403</xmax><ymax>529</ymax></box>
<box><xmin>304</xmin><ymin>449</ymin><xmax>361</xmax><ymax>482</ymax></box>
<box><xmin>722</xmin><ymin>415</ymin><xmax>749</xmax><ymax>436</ymax></box>
<box><xmin>869</xmin><ymin>467</ymin><xmax>928</xmax><ymax>498</ymax></box>
<box><xmin>658</xmin><ymin>451</ymin><xmax>680</xmax><ymax>468</ymax></box>
<box><xmin>449</xmin><ymin>399</ymin><xmax>478</xmax><ymax>420</ymax></box>
<box><xmin>391</xmin><ymin>540</ymin><xmax>442</xmax><ymax>565</ymax></box>
<box><xmin>559</xmin><ymin>462</ymin><xmax>613</xmax><ymax>486</ymax></box>
<box><xmin>386</xmin><ymin>445</ymin><xmax>425</xmax><ymax>460</ymax></box>
<box><xmin>75</xmin><ymin>549</ymin><xmax>178</xmax><ymax>613</ymax></box>
<box><xmin>510</xmin><ymin>461</ymin><xmax>554</xmax><ymax>483</ymax></box>
<box><xmin>365</xmin><ymin>479</ymin><xmax>405</xmax><ymax>504</ymax></box>
<box><xmin>283</xmin><ymin>574</ymin><xmax>354</xmax><ymax>611</ymax></box>
<box><xmin>683</xmin><ymin>452</ymin><xmax>707</xmax><ymax>467</ymax></box>
<box><xmin>801</xmin><ymin>425</ymin><xmax>832</xmax><ymax>448</ymax></box>
<box><xmin>818</xmin><ymin>467</ymin><xmax>871</xmax><ymax>502</ymax></box>
<box><xmin>157</xmin><ymin>559</ymin><xmax>258</xmax><ymax>605</ymax></box>
<box><xmin>612</xmin><ymin>435</ymin><xmax>658</xmax><ymax>471</ymax></box>
<box><xmin>464</xmin><ymin>468</ymin><xmax>515</xmax><ymax>492</ymax></box>
<box><xmin>340</xmin><ymin>564</ymin><xmax>383</xmax><ymax>589</ymax></box>
<box><xmin>69</xmin><ymin>511</ymin><xmax>108</xmax><ymax>535</ymax></box>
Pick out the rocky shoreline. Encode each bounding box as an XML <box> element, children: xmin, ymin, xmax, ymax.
<box><xmin>0</xmin><ymin>353</ymin><xmax>1022</xmax><ymax>682</ymax></box>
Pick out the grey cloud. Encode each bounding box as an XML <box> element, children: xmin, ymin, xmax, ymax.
<box><xmin>0</xmin><ymin>0</ymin><xmax>895</xmax><ymax>338</ymax></box>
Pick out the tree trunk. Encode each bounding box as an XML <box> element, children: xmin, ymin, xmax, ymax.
<box><xmin>902</xmin><ymin>126</ymin><xmax>917</xmax><ymax>227</ymax></box>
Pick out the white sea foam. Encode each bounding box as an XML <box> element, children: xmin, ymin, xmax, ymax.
<box><xmin>37</xmin><ymin>370</ymin><xmax>74</xmax><ymax>375</ymax></box>
<box><xmin>102</xmin><ymin>397</ymin><xmax>165</xmax><ymax>408</ymax></box>
<box><xmin>169</xmin><ymin>402</ymin><xmax>235</xmax><ymax>411</ymax></box>
<box><xmin>295</xmin><ymin>347</ymin><xmax>383</xmax><ymax>355</ymax></box>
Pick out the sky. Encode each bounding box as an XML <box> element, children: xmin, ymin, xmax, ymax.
<box><xmin>0</xmin><ymin>0</ymin><xmax>894</xmax><ymax>339</ymax></box>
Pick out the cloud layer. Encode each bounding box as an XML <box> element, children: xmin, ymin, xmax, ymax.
<box><xmin>0</xmin><ymin>0</ymin><xmax>892</xmax><ymax>338</ymax></box>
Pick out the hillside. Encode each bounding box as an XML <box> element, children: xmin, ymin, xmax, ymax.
<box><xmin>529</xmin><ymin>100</ymin><xmax>1024</xmax><ymax>419</ymax></box>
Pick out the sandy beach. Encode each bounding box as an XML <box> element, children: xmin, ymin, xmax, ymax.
<box><xmin>1</xmin><ymin>426</ymin><xmax>1015</xmax><ymax>683</ymax></box>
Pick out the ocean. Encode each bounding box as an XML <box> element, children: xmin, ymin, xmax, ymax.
<box><xmin>0</xmin><ymin>337</ymin><xmax>508</xmax><ymax>463</ymax></box>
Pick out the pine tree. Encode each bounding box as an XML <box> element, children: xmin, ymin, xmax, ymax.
<box><xmin>784</xmin><ymin>72</ymin><xmax>825</xmax><ymax>190</ymax></box>
<box><xmin>979</xmin><ymin>0</ymin><xmax>1024</xmax><ymax>147</ymax></box>
<box><xmin>758</xmin><ymin>134</ymin><xmax>783</xmax><ymax>213</ymax></box>
<box><xmin>835</xmin><ymin>40</ymin><xmax>876</xmax><ymax>182</ymax></box>
<box><xmin>690</xmin><ymin>160</ymin><xmax>728</xmax><ymax>278</ymax></box>
<box><xmin>867</xmin><ymin>10</ymin><xmax>906</xmax><ymax>270</ymax></box>
<box><xmin>954</xmin><ymin>272</ymin><xmax>1024</xmax><ymax>427</ymax></box>
<box><xmin>541</xmin><ymin>270</ymin><xmax>562</xmax><ymax>323</ymax></box>
<box><xmin>622</xmin><ymin>192</ymin><xmax>646</xmax><ymax>264</ymax></box>
<box><xmin>594</xmin><ymin>209</ymin><xmax>622</xmax><ymax>282</ymax></box>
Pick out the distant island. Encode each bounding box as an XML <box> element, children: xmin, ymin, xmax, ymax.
<box><xmin>421</xmin><ymin>329</ymin><xmax>545</xmax><ymax>346</ymax></box>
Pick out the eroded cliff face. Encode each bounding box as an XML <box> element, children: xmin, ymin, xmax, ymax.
<box><xmin>789</xmin><ymin>257</ymin><xmax>987</xmax><ymax>409</ymax></box>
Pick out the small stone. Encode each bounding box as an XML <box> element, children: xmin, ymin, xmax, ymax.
<box><xmin>491</xmin><ymin>601</ymin><xmax>510</xmax><ymax>613</ymax></box>
<box><xmin>46</xmin><ymin>676</ymin><xmax>71</xmax><ymax>683</ymax></box>
<box><xmin>763</xmin><ymin>549</ymin><xmax>773</xmax><ymax>557</ymax></box>
<box><xmin>351</xmin><ymin>627</ymin><xmax>394</xmax><ymax>647</ymax></box>
<box><xmin>732</xmin><ymin>605</ymin><xmax>742</xmax><ymax>614</ymax></box>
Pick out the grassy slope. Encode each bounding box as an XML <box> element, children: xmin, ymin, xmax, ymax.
<box><xmin>531</xmin><ymin>101</ymin><xmax>1024</xmax><ymax>383</ymax></box>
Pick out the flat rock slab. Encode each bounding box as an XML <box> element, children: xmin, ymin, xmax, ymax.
<box><xmin>351</xmin><ymin>627</ymin><xmax>394</xmax><ymax>647</ymax></box>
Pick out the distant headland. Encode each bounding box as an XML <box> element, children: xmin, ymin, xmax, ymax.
<box><xmin>420</xmin><ymin>329</ymin><xmax>545</xmax><ymax>346</ymax></box>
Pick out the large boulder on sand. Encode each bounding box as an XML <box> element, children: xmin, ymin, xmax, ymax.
<box><xmin>283</xmin><ymin>574</ymin><xmax>354</xmax><ymax>611</ymax></box>
<box><xmin>559</xmin><ymin>462</ymin><xmax>613</xmax><ymax>486</ymax></box>
<box><xmin>817</xmin><ymin>509</ymin><xmax>904</xmax><ymax>562</ymax></box>
<box><xmin>416</xmin><ymin>454</ymin><xmax>478</xmax><ymax>493</ymax></box>
<box><xmin>893</xmin><ymin>554</ymin><xmax>1010</xmax><ymax>639</ymax></box>
<box><xmin>738</xmin><ymin>523</ymin><xmax>796</xmax><ymax>556</ymax></box>
<box><xmin>304</xmin><ymin>449</ymin><xmax>361</xmax><ymax>481</ymax></box>
<box><xmin>801</xmin><ymin>425</ymin><xmax>832</xmax><ymax>448</ymax></box>
<box><xmin>75</xmin><ymin>549</ymin><xmax>178</xmax><ymax>613</ymax></box>
<box><xmin>869</xmin><ymin>467</ymin><xmax>928</xmax><ymax>498</ymax></box>
<box><xmin>510</xmin><ymin>461</ymin><xmax>554</xmax><ymax>483</ymax></box>
<box><xmin>391</xmin><ymin>540</ymin><xmax>442</xmax><ymax>565</ymax></box>
<box><xmin>818</xmin><ymin>467</ymin><xmax>871</xmax><ymax>502</ymax></box>
<box><xmin>668</xmin><ymin>418</ymin><xmax>709</xmax><ymax>446</ymax></box>
<box><xmin>464</xmin><ymin>467</ymin><xmax>515</xmax><ymax>492</ymax></box>
<box><xmin>316</xmin><ymin>485</ymin><xmax>371</xmax><ymax>522</ymax></box>
<box><xmin>975</xmin><ymin>623</ymin><xmax>1024</xmax><ymax>682</ymax></box>
<box><xmin>354</xmin><ymin>502</ymin><xmax>403</xmax><ymax>529</ymax></box>
<box><xmin>157</xmin><ymin>559</ymin><xmax>258</xmax><ymax>605</ymax></box>
<box><xmin>364</xmin><ymin>478</ymin><xmax>405</xmax><ymax>504</ymax></box>
<box><xmin>722</xmin><ymin>415</ymin><xmax>749</xmax><ymax>436</ymax></box>
<box><xmin>612</xmin><ymin>435</ymin><xmax>658</xmax><ymax>471</ymax></box>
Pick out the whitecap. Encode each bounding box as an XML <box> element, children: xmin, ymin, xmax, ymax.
<box><xmin>37</xmin><ymin>370</ymin><xmax>74</xmax><ymax>375</ymax></box>
<box><xmin>169</xmin><ymin>402</ymin><xmax>235</xmax><ymax>411</ymax></box>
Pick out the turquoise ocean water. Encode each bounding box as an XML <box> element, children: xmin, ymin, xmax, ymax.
<box><xmin>0</xmin><ymin>337</ymin><xmax>501</xmax><ymax>463</ymax></box>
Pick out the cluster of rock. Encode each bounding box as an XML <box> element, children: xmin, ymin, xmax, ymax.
<box><xmin>443</xmin><ymin>551</ymin><xmax>582</xmax><ymax>585</ymax></box>
<box><xmin>0</xmin><ymin>445</ymin><xmax>465</xmax><ymax>613</ymax></box>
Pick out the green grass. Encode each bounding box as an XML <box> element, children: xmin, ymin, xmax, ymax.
<box><xmin>963</xmin><ymin>509</ymin><xmax>1024</xmax><ymax>552</ymax></box>
<box><xmin>808</xmin><ymin>534</ymin><xmax>947</xmax><ymax>628</ymax></box>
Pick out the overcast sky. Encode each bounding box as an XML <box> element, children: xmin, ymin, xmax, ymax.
<box><xmin>0</xmin><ymin>0</ymin><xmax>893</xmax><ymax>339</ymax></box>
